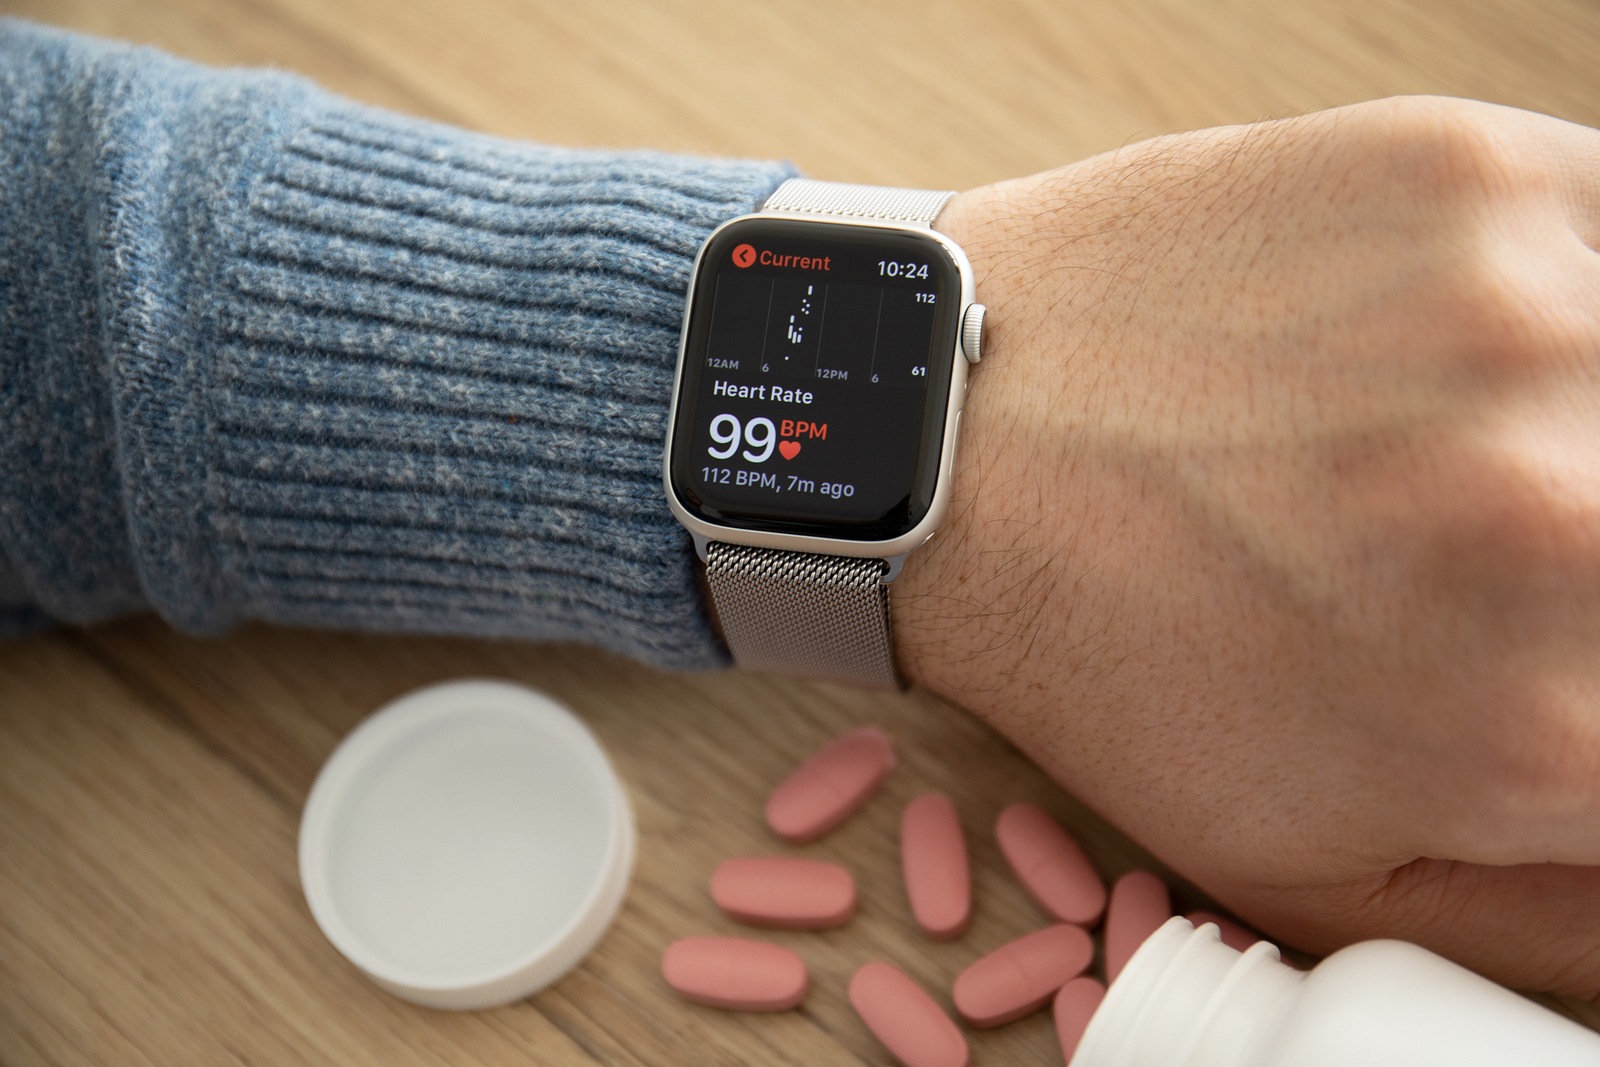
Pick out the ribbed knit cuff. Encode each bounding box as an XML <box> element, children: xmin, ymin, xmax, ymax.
<box><xmin>0</xmin><ymin>21</ymin><xmax>793</xmax><ymax>668</ymax></box>
<box><xmin>207</xmin><ymin>109</ymin><xmax>790</xmax><ymax>667</ymax></box>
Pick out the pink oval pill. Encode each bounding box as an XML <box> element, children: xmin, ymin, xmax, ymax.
<box><xmin>849</xmin><ymin>961</ymin><xmax>968</xmax><ymax>1067</ymax></box>
<box><xmin>1105</xmin><ymin>870</ymin><xmax>1172</xmax><ymax>983</ymax></box>
<box><xmin>952</xmin><ymin>922</ymin><xmax>1094</xmax><ymax>1028</ymax></box>
<box><xmin>901</xmin><ymin>793</ymin><xmax>970</xmax><ymax>940</ymax></box>
<box><xmin>1186</xmin><ymin>910</ymin><xmax>1263</xmax><ymax>953</ymax></box>
<box><xmin>661</xmin><ymin>936</ymin><xmax>808</xmax><ymax>1011</ymax></box>
<box><xmin>995</xmin><ymin>803</ymin><xmax>1107</xmax><ymax>926</ymax></box>
<box><xmin>1053</xmin><ymin>976</ymin><xmax>1106</xmax><ymax>1062</ymax></box>
<box><xmin>711</xmin><ymin>856</ymin><xmax>856</xmax><ymax>929</ymax></box>
<box><xmin>767</xmin><ymin>727</ymin><xmax>895</xmax><ymax>843</ymax></box>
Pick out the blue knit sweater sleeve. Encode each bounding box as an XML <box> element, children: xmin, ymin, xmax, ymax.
<box><xmin>0</xmin><ymin>19</ymin><xmax>794</xmax><ymax>668</ymax></box>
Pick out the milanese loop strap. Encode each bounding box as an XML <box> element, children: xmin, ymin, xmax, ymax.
<box><xmin>762</xmin><ymin>178</ymin><xmax>954</xmax><ymax>227</ymax></box>
<box><xmin>705</xmin><ymin>542</ymin><xmax>897</xmax><ymax>689</ymax></box>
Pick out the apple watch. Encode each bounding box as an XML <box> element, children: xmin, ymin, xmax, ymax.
<box><xmin>663</xmin><ymin>178</ymin><xmax>985</xmax><ymax>689</ymax></box>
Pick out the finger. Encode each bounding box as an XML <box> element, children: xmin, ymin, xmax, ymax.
<box><xmin>1244</xmin><ymin>859</ymin><xmax>1600</xmax><ymax>998</ymax></box>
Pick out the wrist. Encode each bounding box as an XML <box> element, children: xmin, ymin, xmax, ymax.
<box><xmin>891</xmin><ymin>182</ymin><xmax>1066</xmax><ymax>700</ymax></box>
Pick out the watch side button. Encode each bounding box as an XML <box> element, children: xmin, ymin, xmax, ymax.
<box><xmin>961</xmin><ymin>304</ymin><xmax>986</xmax><ymax>364</ymax></box>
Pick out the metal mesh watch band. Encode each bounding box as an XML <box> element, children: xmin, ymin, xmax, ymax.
<box><xmin>705</xmin><ymin>542</ymin><xmax>896</xmax><ymax>689</ymax></box>
<box><xmin>762</xmin><ymin>178</ymin><xmax>954</xmax><ymax>226</ymax></box>
<box><xmin>702</xmin><ymin>179</ymin><xmax>955</xmax><ymax>690</ymax></box>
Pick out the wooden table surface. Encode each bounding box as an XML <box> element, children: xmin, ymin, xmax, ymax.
<box><xmin>4</xmin><ymin>1</ymin><xmax>1600</xmax><ymax>1063</ymax></box>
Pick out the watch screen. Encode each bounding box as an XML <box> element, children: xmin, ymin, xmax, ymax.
<box><xmin>668</xmin><ymin>218</ymin><xmax>962</xmax><ymax>541</ymax></box>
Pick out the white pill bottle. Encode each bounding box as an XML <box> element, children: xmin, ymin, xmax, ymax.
<box><xmin>1070</xmin><ymin>916</ymin><xmax>1600</xmax><ymax>1067</ymax></box>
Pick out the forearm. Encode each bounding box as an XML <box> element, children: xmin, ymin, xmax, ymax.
<box><xmin>0</xmin><ymin>19</ymin><xmax>791</xmax><ymax>666</ymax></box>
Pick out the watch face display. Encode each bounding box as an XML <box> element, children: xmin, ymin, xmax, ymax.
<box><xmin>669</xmin><ymin>218</ymin><xmax>962</xmax><ymax>541</ymax></box>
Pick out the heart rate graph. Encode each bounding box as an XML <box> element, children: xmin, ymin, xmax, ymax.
<box><xmin>768</xmin><ymin>277</ymin><xmax>821</xmax><ymax>377</ymax></box>
<box><xmin>706</xmin><ymin>273</ymin><xmax>936</xmax><ymax>386</ymax></box>
<box><xmin>787</xmin><ymin>285</ymin><xmax>813</xmax><ymax>346</ymax></box>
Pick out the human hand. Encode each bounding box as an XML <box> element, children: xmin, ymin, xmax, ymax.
<box><xmin>896</xmin><ymin>96</ymin><xmax>1600</xmax><ymax>997</ymax></box>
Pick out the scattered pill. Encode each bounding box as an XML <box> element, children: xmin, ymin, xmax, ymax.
<box><xmin>766</xmin><ymin>726</ymin><xmax>896</xmax><ymax>843</ymax></box>
<box><xmin>1053</xmin><ymin>976</ymin><xmax>1107</xmax><ymax>1062</ymax></box>
<box><xmin>1105</xmin><ymin>871</ymin><xmax>1172</xmax><ymax>983</ymax></box>
<box><xmin>901</xmin><ymin>793</ymin><xmax>970</xmax><ymax>940</ymax></box>
<box><xmin>710</xmin><ymin>856</ymin><xmax>856</xmax><ymax>929</ymax></box>
<box><xmin>1186</xmin><ymin>910</ymin><xmax>1263</xmax><ymax>953</ymax></box>
<box><xmin>995</xmin><ymin>803</ymin><xmax>1107</xmax><ymax>926</ymax></box>
<box><xmin>661</xmin><ymin>936</ymin><xmax>808</xmax><ymax>1012</ymax></box>
<box><xmin>849</xmin><ymin>961</ymin><xmax>969</xmax><ymax>1067</ymax></box>
<box><xmin>666</xmin><ymin>728</ymin><xmax>1255</xmax><ymax>1057</ymax></box>
<box><xmin>952</xmin><ymin>922</ymin><xmax>1094</xmax><ymax>1028</ymax></box>
<box><xmin>953</xmin><ymin>921</ymin><xmax>1094</xmax><ymax>1030</ymax></box>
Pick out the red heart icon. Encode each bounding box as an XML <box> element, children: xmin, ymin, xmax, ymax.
<box><xmin>778</xmin><ymin>440</ymin><xmax>801</xmax><ymax>460</ymax></box>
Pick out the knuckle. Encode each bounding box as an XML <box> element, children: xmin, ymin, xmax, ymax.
<box><xmin>1444</xmin><ymin>260</ymin><xmax>1593</xmax><ymax>376</ymax></box>
<box><xmin>1321</xmin><ymin>100</ymin><xmax>1593</xmax><ymax>376</ymax></box>
<box><xmin>1468</xmin><ymin>675</ymin><xmax>1600</xmax><ymax>819</ymax></box>
<box><xmin>1349</xmin><ymin>96</ymin><xmax>1550</xmax><ymax>204</ymax></box>
<box><xmin>1425</xmin><ymin>428</ymin><xmax>1600</xmax><ymax>592</ymax></box>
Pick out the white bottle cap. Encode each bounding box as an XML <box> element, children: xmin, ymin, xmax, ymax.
<box><xmin>298</xmin><ymin>679</ymin><xmax>635</xmax><ymax>1010</ymax></box>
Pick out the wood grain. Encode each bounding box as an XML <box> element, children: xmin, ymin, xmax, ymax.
<box><xmin>3</xmin><ymin>1</ymin><xmax>1599</xmax><ymax>1064</ymax></box>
